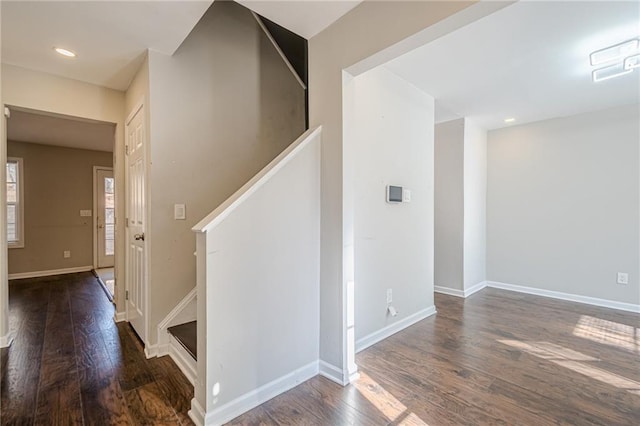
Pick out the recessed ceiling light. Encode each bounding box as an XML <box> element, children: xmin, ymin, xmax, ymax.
<box><xmin>504</xmin><ymin>118</ymin><xmax>516</xmax><ymax>123</ymax></box>
<box><xmin>54</xmin><ymin>47</ymin><xmax>76</xmax><ymax>58</ymax></box>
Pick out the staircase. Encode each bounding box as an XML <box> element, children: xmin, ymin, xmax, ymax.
<box><xmin>168</xmin><ymin>321</ymin><xmax>197</xmax><ymax>360</ymax></box>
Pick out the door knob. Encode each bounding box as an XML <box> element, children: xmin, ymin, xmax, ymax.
<box><xmin>134</xmin><ymin>233</ymin><xmax>145</xmax><ymax>241</ymax></box>
<box><xmin>98</xmin><ymin>224</ymin><xmax>104</xmax><ymax>229</ymax></box>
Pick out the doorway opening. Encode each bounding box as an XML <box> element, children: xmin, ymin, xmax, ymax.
<box><xmin>94</xmin><ymin>166</ymin><xmax>115</xmax><ymax>298</ymax></box>
<box><xmin>4</xmin><ymin>106</ymin><xmax>117</xmax><ymax>298</ymax></box>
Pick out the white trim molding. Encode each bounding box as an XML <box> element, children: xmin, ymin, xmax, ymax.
<box><xmin>487</xmin><ymin>281</ymin><xmax>640</xmax><ymax>314</ymax></box>
<box><xmin>0</xmin><ymin>333</ymin><xmax>13</xmax><ymax>348</ymax></box>
<box><xmin>8</xmin><ymin>265</ymin><xmax>93</xmax><ymax>280</ymax></box>
<box><xmin>168</xmin><ymin>334</ymin><xmax>196</xmax><ymax>386</ymax></box>
<box><xmin>114</xmin><ymin>311</ymin><xmax>127</xmax><ymax>322</ymax></box>
<box><xmin>435</xmin><ymin>281</ymin><xmax>487</xmax><ymax>298</ymax></box>
<box><xmin>203</xmin><ymin>361</ymin><xmax>318</xmax><ymax>425</ymax></box>
<box><xmin>355</xmin><ymin>306</ymin><xmax>437</xmax><ymax>353</ymax></box>
<box><xmin>189</xmin><ymin>398</ymin><xmax>206</xmax><ymax>426</ymax></box>
<box><xmin>156</xmin><ymin>287</ymin><xmax>197</xmax><ymax>350</ymax></box>
<box><xmin>318</xmin><ymin>360</ymin><xmax>346</xmax><ymax>386</ymax></box>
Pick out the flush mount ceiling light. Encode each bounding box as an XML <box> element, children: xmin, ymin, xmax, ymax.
<box><xmin>592</xmin><ymin>63</ymin><xmax>633</xmax><ymax>82</ymax></box>
<box><xmin>590</xmin><ymin>39</ymin><xmax>638</xmax><ymax>66</ymax></box>
<box><xmin>589</xmin><ymin>38</ymin><xmax>639</xmax><ymax>83</ymax></box>
<box><xmin>54</xmin><ymin>47</ymin><xmax>76</xmax><ymax>58</ymax></box>
<box><xmin>504</xmin><ymin>118</ymin><xmax>516</xmax><ymax>124</ymax></box>
<box><xmin>623</xmin><ymin>53</ymin><xmax>640</xmax><ymax>70</ymax></box>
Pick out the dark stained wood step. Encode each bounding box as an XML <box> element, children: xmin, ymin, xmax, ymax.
<box><xmin>167</xmin><ymin>321</ymin><xmax>197</xmax><ymax>361</ymax></box>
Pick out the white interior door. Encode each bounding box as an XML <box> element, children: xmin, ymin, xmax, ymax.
<box><xmin>96</xmin><ymin>168</ymin><xmax>115</xmax><ymax>268</ymax></box>
<box><xmin>125</xmin><ymin>104</ymin><xmax>147</xmax><ymax>342</ymax></box>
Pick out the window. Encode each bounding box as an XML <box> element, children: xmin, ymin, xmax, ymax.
<box><xmin>7</xmin><ymin>158</ymin><xmax>24</xmax><ymax>248</ymax></box>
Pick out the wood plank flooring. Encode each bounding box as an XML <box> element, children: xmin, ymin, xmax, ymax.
<box><xmin>3</xmin><ymin>273</ymin><xmax>639</xmax><ymax>425</ymax></box>
<box><xmin>229</xmin><ymin>289</ymin><xmax>640</xmax><ymax>425</ymax></box>
<box><xmin>1</xmin><ymin>272</ymin><xmax>193</xmax><ymax>425</ymax></box>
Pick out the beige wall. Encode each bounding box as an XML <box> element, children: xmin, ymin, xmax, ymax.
<box><xmin>7</xmin><ymin>141</ymin><xmax>113</xmax><ymax>274</ymax></box>
<box><xmin>145</xmin><ymin>1</ymin><xmax>305</xmax><ymax>344</ymax></box>
<box><xmin>2</xmin><ymin>64</ymin><xmax>126</xmax><ymax>310</ymax></box>
<box><xmin>308</xmin><ymin>0</ymin><xmax>499</xmax><ymax>371</ymax></box>
<box><xmin>435</xmin><ymin>119</ymin><xmax>465</xmax><ymax>291</ymax></box>
<box><xmin>487</xmin><ymin>104</ymin><xmax>639</xmax><ymax>305</ymax></box>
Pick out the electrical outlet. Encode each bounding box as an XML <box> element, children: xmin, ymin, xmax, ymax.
<box><xmin>63</xmin><ymin>251</ymin><xmax>71</xmax><ymax>258</ymax></box>
<box><xmin>386</xmin><ymin>288</ymin><xmax>393</xmax><ymax>304</ymax></box>
<box><xmin>617</xmin><ymin>272</ymin><xmax>628</xmax><ymax>285</ymax></box>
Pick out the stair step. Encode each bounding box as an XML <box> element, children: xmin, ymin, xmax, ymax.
<box><xmin>167</xmin><ymin>321</ymin><xmax>197</xmax><ymax>360</ymax></box>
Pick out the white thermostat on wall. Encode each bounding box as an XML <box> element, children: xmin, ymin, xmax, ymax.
<box><xmin>386</xmin><ymin>185</ymin><xmax>403</xmax><ymax>203</ymax></box>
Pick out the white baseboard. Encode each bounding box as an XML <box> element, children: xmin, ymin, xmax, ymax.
<box><xmin>434</xmin><ymin>286</ymin><xmax>465</xmax><ymax>297</ymax></box>
<box><xmin>204</xmin><ymin>361</ymin><xmax>318</xmax><ymax>425</ymax></box>
<box><xmin>168</xmin><ymin>334</ymin><xmax>197</xmax><ymax>386</ymax></box>
<box><xmin>487</xmin><ymin>281</ymin><xmax>640</xmax><ymax>314</ymax></box>
<box><xmin>355</xmin><ymin>306</ymin><xmax>437</xmax><ymax>353</ymax></box>
<box><xmin>156</xmin><ymin>287</ymin><xmax>197</xmax><ymax>351</ymax></box>
<box><xmin>189</xmin><ymin>398</ymin><xmax>206</xmax><ymax>426</ymax></box>
<box><xmin>0</xmin><ymin>333</ymin><xmax>12</xmax><ymax>348</ymax></box>
<box><xmin>8</xmin><ymin>265</ymin><xmax>93</xmax><ymax>280</ymax></box>
<box><xmin>318</xmin><ymin>360</ymin><xmax>346</xmax><ymax>386</ymax></box>
<box><xmin>144</xmin><ymin>344</ymin><xmax>157</xmax><ymax>359</ymax></box>
<box><xmin>435</xmin><ymin>281</ymin><xmax>487</xmax><ymax>298</ymax></box>
<box><xmin>114</xmin><ymin>311</ymin><xmax>127</xmax><ymax>322</ymax></box>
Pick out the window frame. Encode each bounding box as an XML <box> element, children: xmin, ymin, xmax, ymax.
<box><xmin>7</xmin><ymin>157</ymin><xmax>24</xmax><ymax>249</ymax></box>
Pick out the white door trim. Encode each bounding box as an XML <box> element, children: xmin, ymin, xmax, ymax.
<box><xmin>93</xmin><ymin>166</ymin><xmax>114</xmax><ymax>269</ymax></box>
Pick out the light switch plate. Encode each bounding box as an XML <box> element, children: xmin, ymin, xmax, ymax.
<box><xmin>80</xmin><ymin>210</ymin><xmax>92</xmax><ymax>217</ymax></box>
<box><xmin>403</xmin><ymin>189</ymin><xmax>412</xmax><ymax>203</ymax></box>
<box><xmin>174</xmin><ymin>204</ymin><xmax>186</xmax><ymax>220</ymax></box>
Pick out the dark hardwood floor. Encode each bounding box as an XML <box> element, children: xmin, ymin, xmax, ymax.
<box><xmin>1</xmin><ymin>272</ymin><xmax>193</xmax><ymax>425</ymax></box>
<box><xmin>3</xmin><ymin>274</ymin><xmax>639</xmax><ymax>425</ymax></box>
<box><xmin>229</xmin><ymin>289</ymin><xmax>640</xmax><ymax>425</ymax></box>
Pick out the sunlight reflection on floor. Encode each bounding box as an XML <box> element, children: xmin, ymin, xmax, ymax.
<box><xmin>573</xmin><ymin>315</ymin><xmax>639</xmax><ymax>353</ymax></box>
<box><xmin>353</xmin><ymin>372</ymin><xmax>428</xmax><ymax>425</ymax></box>
<box><xmin>499</xmin><ymin>340</ymin><xmax>640</xmax><ymax>396</ymax></box>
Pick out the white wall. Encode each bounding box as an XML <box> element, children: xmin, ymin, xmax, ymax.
<box><xmin>1</xmin><ymin>64</ymin><xmax>126</xmax><ymax>312</ymax></box>
<box><xmin>435</xmin><ymin>119</ymin><xmax>464</xmax><ymax>291</ymax></box>
<box><xmin>308</xmin><ymin>0</ymin><xmax>499</xmax><ymax>372</ymax></box>
<box><xmin>200</xmin><ymin>131</ymin><xmax>320</xmax><ymax>424</ymax></box>
<box><xmin>146</xmin><ymin>1</ymin><xmax>305</xmax><ymax>345</ymax></box>
<box><xmin>347</xmin><ymin>67</ymin><xmax>435</xmax><ymax>345</ymax></box>
<box><xmin>487</xmin><ymin>104</ymin><xmax>640</xmax><ymax>305</ymax></box>
<box><xmin>463</xmin><ymin>120</ymin><xmax>487</xmax><ymax>289</ymax></box>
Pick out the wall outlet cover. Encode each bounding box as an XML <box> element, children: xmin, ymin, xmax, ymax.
<box><xmin>617</xmin><ymin>272</ymin><xmax>629</xmax><ymax>285</ymax></box>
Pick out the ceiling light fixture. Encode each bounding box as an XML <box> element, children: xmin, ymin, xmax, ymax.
<box><xmin>590</xmin><ymin>39</ymin><xmax>638</xmax><ymax>66</ymax></box>
<box><xmin>623</xmin><ymin>53</ymin><xmax>640</xmax><ymax>70</ymax></box>
<box><xmin>54</xmin><ymin>47</ymin><xmax>76</xmax><ymax>58</ymax></box>
<box><xmin>504</xmin><ymin>118</ymin><xmax>516</xmax><ymax>123</ymax></box>
<box><xmin>592</xmin><ymin>63</ymin><xmax>633</xmax><ymax>83</ymax></box>
<box><xmin>589</xmin><ymin>38</ymin><xmax>639</xmax><ymax>82</ymax></box>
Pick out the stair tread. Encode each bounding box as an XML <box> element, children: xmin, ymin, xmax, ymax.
<box><xmin>167</xmin><ymin>321</ymin><xmax>197</xmax><ymax>361</ymax></box>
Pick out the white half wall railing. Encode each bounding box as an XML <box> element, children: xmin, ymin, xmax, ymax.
<box><xmin>189</xmin><ymin>127</ymin><xmax>322</xmax><ymax>426</ymax></box>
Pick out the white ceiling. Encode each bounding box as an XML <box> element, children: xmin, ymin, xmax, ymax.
<box><xmin>1</xmin><ymin>0</ymin><xmax>213</xmax><ymax>91</ymax></box>
<box><xmin>1</xmin><ymin>0</ymin><xmax>360</xmax><ymax>92</ymax></box>
<box><xmin>385</xmin><ymin>1</ymin><xmax>640</xmax><ymax>130</ymax></box>
<box><xmin>236</xmin><ymin>0</ymin><xmax>362</xmax><ymax>39</ymax></box>
<box><xmin>8</xmin><ymin>108</ymin><xmax>116</xmax><ymax>152</ymax></box>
